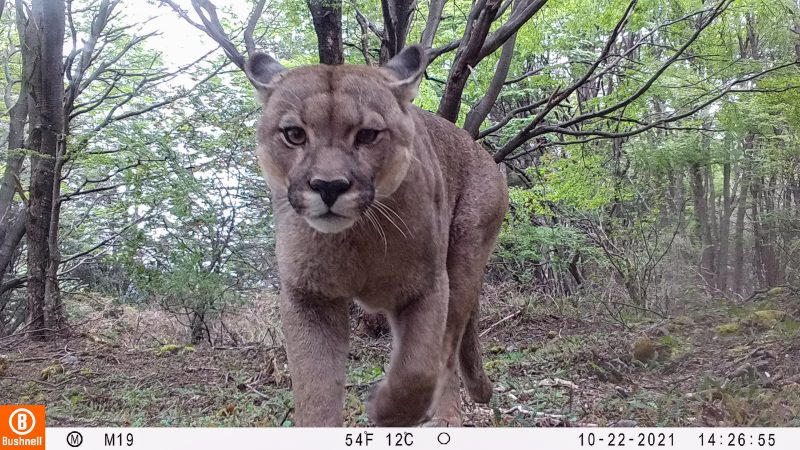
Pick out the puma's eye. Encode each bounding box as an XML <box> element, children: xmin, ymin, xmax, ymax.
<box><xmin>281</xmin><ymin>127</ymin><xmax>306</xmax><ymax>146</ymax></box>
<box><xmin>355</xmin><ymin>129</ymin><xmax>381</xmax><ymax>146</ymax></box>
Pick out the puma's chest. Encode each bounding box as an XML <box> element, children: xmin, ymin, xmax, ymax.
<box><xmin>276</xmin><ymin>222</ymin><xmax>445</xmax><ymax>303</ymax></box>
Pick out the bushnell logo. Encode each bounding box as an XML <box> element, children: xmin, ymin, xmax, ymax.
<box><xmin>0</xmin><ymin>405</ymin><xmax>45</xmax><ymax>450</ymax></box>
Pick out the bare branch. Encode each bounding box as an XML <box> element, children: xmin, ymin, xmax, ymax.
<box><xmin>161</xmin><ymin>0</ymin><xmax>246</xmax><ymax>69</ymax></box>
<box><xmin>494</xmin><ymin>60</ymin><xmax>798</xmax><ymax>163</ymax></box>
<box><xmin>60</xmin><ymin>216</ymin><xmax>148</xmax><ymax>265</ymax></box>
<box><xmin>354</xmin><ymin>7</ymin><xmax>384</xmax><ymax>39</ymax></box>
<box><xmin>379</xmin><ymin>0</ymin><xmax>417</xmax><ymax>62</ymax></box>
<box><xmin>503</xmin><ymin>67</ymin><xmax>544</xmax><ymax>85</ymax></box>
<box><xmin>89</xmin><ymin>57</ymin><xmax>228</xmax><ymax>133</ymax></box>
<box><xmin>478</xmin><ymin>0</ymin><xmax>548</xmax><ymax>61</ymax></box>
<box><xmin>479</xmin><ymin>2</ymin><xmax>722</xmax><ymax>140</ymax></box>
<box><xmin>244</xmin><ymin>0</ymin><xmax>266</xmax><ymax>57</ymax></box>
<box><xmin>463</xmin><ymin>0</ymin><xmax>521</xmax><ymax>138</ymax></box>
<box><xmin>419</xmin><ymin>0</ymin><xmax>445</xmax><ymax>49</ymax></box>
<box><xmin>437</xmin><ymin>0</ymin><xmax>502</xmax><ymax>122</ymax></box>
<box><xmin>429</xmin><ymin>0</ymin><xmax>549</xmax><ymax>62</ymax></box>
<box><xmin>159</xmin><ymin>0</ymin><xmax>208</xmax><ymax>32</ymax></box>
<box><xmin>492</xmin><ymin>0</ymin><xmax>737</xmax><ymax>162</ymax></box>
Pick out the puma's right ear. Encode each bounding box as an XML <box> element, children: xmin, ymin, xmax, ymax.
<box><xmin>245</xmin><ymin>52</ymin><xmax>286</xmax><ymax>104</ymax></box>
<box><xmin>381</xmin><ymin>45</ymin><xmax>428</xmax><ymax>103</ymax></box>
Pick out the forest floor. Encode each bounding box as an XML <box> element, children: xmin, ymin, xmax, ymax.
<box><xmin>1</xmin><ymin>286</ymin><xmax>799</xmax><ymax>427</ymax></box>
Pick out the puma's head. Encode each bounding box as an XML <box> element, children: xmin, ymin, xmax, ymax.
<box><xmin>245</xmin><ymin>46</ymin><xmax>427</xmax><ymax>234</ymax></box>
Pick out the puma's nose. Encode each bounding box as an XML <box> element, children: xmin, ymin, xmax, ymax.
<box><xmin>309</xmin><ymin>177</ymin><xmax>351</xmax><ymax>207</ymax></box>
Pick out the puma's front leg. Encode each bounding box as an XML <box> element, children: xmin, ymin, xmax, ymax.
<box><xmin>367</xmin><ymin>275</ymin><xmax>449</xmax><ymax>426</ymax></box>
<box><xmin>280</xmin><ymin>289</ymin><xmax>349</xmax><ymax>426</ymax></box>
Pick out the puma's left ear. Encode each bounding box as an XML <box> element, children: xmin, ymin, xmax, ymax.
<box><xmin>245</xmin><ymin>52</ymin><xmax>287</xmax><ymax>104</ymax></box>
<box><xmin>381</xmin><ymin>45</ymin><xmax>428</xmax><ymax>103</ymax></box>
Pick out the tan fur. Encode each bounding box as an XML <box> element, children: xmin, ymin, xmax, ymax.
<box><xmin>248</xmin><ymin>47</ymin><xmax>507</xmax><ymax>427</ymax></box>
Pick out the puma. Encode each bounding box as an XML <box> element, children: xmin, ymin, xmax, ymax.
<box><xmin>245</xmin><ymin>45</ymin><xmax>508</xmax><ymax>427</ymax></box>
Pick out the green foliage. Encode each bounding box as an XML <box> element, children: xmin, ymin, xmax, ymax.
<box><xmin>543</xmin><ymin>153</ymin><xmax>626</xmax><ymax>210</ymax></box>
<box><xmin>140</xmin><ymin>252</ymin><xmax>237</xmax><ymax>320</ymax></box>
<box><xmin>497</xmin><ymin>220</ymin><xmax>588</xmax><ymax>283</ymax></box>
<box><xmin>497</xmin><ymin>181</ymin><xmax>596</xmax><ymax>284</ymax></box>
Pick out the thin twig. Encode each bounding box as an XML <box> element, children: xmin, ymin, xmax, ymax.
<box><xmin>480</xmin><ymin>309</ymin><xmax>524</xmax><ymax>338</ymax></box>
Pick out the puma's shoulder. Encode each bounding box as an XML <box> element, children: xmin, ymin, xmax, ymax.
<box><xmin>410</xmin><ymin>106</ymin><xmax>507</xmax><ymax>213</ymax></box>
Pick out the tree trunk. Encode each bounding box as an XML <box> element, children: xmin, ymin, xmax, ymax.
<box><xmin>0</xmin><ymin>63</ymin><xmax>29</xmax><ymax>283</ymax></box>
<box><xmin>0</xmin><ymin>210</ymin><xmax>26</xmax><ymax>280</ymax></box>
<box><xmin>732</xmin><ymin>136</ymin><xmax>753</xmax><ymax>296</ymax></box>
<box><xmin>45</xmin><ymin>147</ymin><xmax>65</xmax><ymax>334</ymax></box>
<box><xmin>706</xmin><ymin>164</ymin><xmax>719</xmax><ymax>251</ymax></box>
<box><xmin>690</xmin><ymin>163</ymin><xmax>715</xmax><ymax>287</ymax></box>
<box><xmin>673</xmin><ymin>167</ymin><xmax>685</xmax><ymax>215</ymax></box>
<box><xmin>716</xmin><ymin>161</ymin><xmax>732</xmax><ymax>293</ymax></box>
<box><xmin>0</xmin><ymin>81</ymin><xmax>28</xmax><ymax>244</ymax></box>
<box><xmin>26</xmin><ymin>0</ymin><xmax>65</xmax><ymax>340</ymax></box>
<box><xmin>787</xmin><ymin>173</ymin><xmax>800</xmax><ymax>285</ymax></box>
<box><xmin>0</xmin><ymin>1</ymin><xmax>32</xmax><ymax>287</ymax></box>
<box><xmin>379</xmin><ymin>0</ymin><xmax>417</xmax><ymax>64</ymax></box>
<box><xmin>609</xmin><ymin>138</ymin><xmax>627</xmax><ymax>225</ymax></box>
<box><xmin>758</xmin><ymin>176</ymin><xmax>783</xmax><ymax>286</ymax></box>
<box><xmin>665</xmin><ymin>169</ymin><xmax>678</xmax><ymax>217</ymax></box>
<box><xmin>190</xmin><ymin>310</ymin><xmax>206</xmax><ymax>345</ymax></box>
<box><xmin>306</xmin><ymin>0</ymin><xmax>343</xmax><ymax>65</ymax></box>
<box><xmin>23</xmin><ymin>5</ymin><xmax>44</xmax><ymax>339</ymax></box>
<box><xmin>750</xmin><ymin>177</ymin><xmax>766</xmax><ymax>286</ymax></box>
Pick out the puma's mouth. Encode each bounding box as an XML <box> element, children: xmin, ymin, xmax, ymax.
<box><xmin>305</xmin><ymin>211</ymin><xmax>356</xmax><ymax>234</ymax></box>
<box><xmin>320</xmin><ymin>211</ymin><xmax>343</xmax><ymax>219</ymax></box>
<box><xmin>287</xmin><ymin>185</ymin><xmax>369</xmax><ymax>233</ymax></box>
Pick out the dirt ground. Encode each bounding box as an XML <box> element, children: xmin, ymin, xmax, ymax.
<box><xmin>1</xmin><ymin>287</ymin><xmax>799</xmax><ymax>427</ymax></box>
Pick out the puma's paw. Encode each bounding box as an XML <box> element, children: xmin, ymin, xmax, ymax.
<box><xmin>465</xmin><ymin>372</ymin><xmax>493</xmax><ymax>404</ymax></box>
<box><xmin>366</xmin><ymin>379</ymin><xmax>434</xmax><ymax>427</ymax></box>
<box><xmin>426</xmin><ymin>394</ymin><xmax>463</xmax><ymax>427</ymax></box>
<box><xmin>422</xmin><ymin>415</ymin><xmax>462</xmax><ymax>427</ymax></box>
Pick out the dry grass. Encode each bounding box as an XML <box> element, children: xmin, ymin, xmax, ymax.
<box><xmin>1</xmin><ymin>286</ymin><xmax>799</xmax><ymax>427</ymax></box>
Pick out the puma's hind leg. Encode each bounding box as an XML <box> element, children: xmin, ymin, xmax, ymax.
<box><xmin>428</xmin><ymin>271</ymin><xmax>489</xmax><ymax>426</ymax></box>
<box><xmin>459</xmin><ymin>308</ymin><xmax>493</xmax><ymax>403</ymax></box>
<box><xmin>429</xmin><ymin>221</ymin><xmax>500</xmax><ymax>425</ymax></box>
<box><xmin>427</xmin><ymin>308</ymin><xmax>492</xmax><ymax>426</ymax></box>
